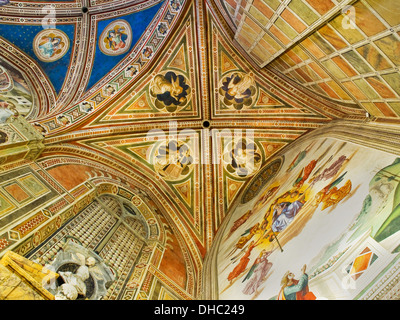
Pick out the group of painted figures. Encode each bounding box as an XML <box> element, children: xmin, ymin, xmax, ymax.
<box><xmin>222</xmin><ymin>141</ymin><xmax>355</xmax><ymax>300</ymax></box>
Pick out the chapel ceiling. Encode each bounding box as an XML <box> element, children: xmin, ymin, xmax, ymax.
<box><xmin>1</xmin><ymin>0</ymin><xmax>399</xmax><ymax>260</ymax></box>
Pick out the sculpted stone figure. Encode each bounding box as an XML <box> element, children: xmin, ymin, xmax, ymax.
<box><xmin>55</xmin><ymin>260</ymin><xmax>91</xmax><ymax>300</ymax></box>
<box><xmin>55</xmin><ymin>283</ymin><xmax>79</xmax><ymax>300</ymax></box>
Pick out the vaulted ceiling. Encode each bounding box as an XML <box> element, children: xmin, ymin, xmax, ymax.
<box><xmin>1</xmin><ymin>0</ymin><xmax>399</xmax><ymax>267</ymax></box>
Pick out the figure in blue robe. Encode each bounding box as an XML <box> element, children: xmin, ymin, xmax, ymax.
<box><xmin>271</xmin><ymin>200</ymin><xmax>304</xmax><ymax>233</ymax></box>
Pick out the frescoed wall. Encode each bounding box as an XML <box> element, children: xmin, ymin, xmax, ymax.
<box><xmin>207</xmin><ymin>124</ymin><xmax>400</xmax><ymax>300</ymax></box>
<box><xmin>0</xmin><ymin>58</ymin><xmax>34</xmax><ymax>117</ymax></box>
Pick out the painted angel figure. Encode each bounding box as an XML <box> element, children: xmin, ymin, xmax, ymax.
<box><xmin>242</xmin><ymin>249</ymin><xmax>273</xmax><ymax>296</ymax></box>
<box><xmin>227</xmin><ymin>239</ymin><xmax>261</xmax><ymax>284</ymax></box>
<box><xmin>225</xmin><ymin>222</ymin><xmax>260</xmax><ymax>259</ymax></box>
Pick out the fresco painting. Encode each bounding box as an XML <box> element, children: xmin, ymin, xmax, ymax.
<box><xmin>223</xmin><ymin>138</ymin><xmax>262</xmax><ymax>178</ymax></box>
<box><xmin>153</xmin><ymin>139</ymin><xmax>194</xmax><ymax>182</ymax></box>
<box><xmin>217</xmin><ymin>137</ymin><xmax>400</xmax><ymax>300</ymax></box>
<box><xmin>33</xmin><ymin>29</ymin><xmax>70</xmax><ymax>62</ymax></box>
<box><xmin>99</xmin><ymin>20</ymin><xmax>132</xmax><ymax>56</ymax></box>
<box><xmin>149</xmin><ymin>71</ymin><xmax>191</xmax><ymax>113</ymax></box>
<box><xmin>219</xmin><ymin>71</ymin><xmax>257</xmax><ymax>110</ymax></box>
<box><xmin>0</xmin><ymin>59</ymin><xmax>33</xmax><ymax>117</ymax></box>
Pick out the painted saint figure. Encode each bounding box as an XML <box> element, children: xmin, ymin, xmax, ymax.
<box><xmin>226</xmin><ymin>72</ymin><xmax>255</xmax><ymax>100</ymax></box>
<box><xmin>219</xmin><ymin>71</ymin><xmax>257</xmax><ymax>110</ymax></box>
<box><xmin>277</xmin><ymin>265</ymin><xmax>316</xmax><ymax>300</ymax></box>
<box><xmin>149</xmin><ymin>71</ymin><xmax>190</xmax><ymax>112</ymax></box>
<box><xmin>269</xmin><ymin>191</ymin><xmax>306</xmax><ymax>234</ymax></box>
<box><xmin>154</xmin><ymin>140</ymin><xmax>193</xmax><ymax>181</ymax></box>
<box><xmin>242</xmin><ymin>249</ymin><xmax>273</xmax><ymax>296</ymax></box>
<box><xmin>271</xmin><ymin>199</ymin><xmax>305</xmax><ymax>233</ymax></box>
<box><xmin>99</xmin><ymin>20</ymin><xmax>131</xmax><ymax>56</ymax></box>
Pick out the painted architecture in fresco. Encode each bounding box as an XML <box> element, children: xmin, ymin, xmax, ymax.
<box><xmin>0</xmin><ymin>0</ymin><xmax>400</xmax><ymax>301</ymax></box>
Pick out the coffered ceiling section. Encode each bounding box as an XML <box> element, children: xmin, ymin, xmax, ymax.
<box><xmin>216</xmin><ymin>0</ymin><xmax>400</xmax><ymax>118</ymax></box>
<box><xmin>269</xmin><ymin>0</ymin><xmax>400</xmax><ymax>118</ymax></box>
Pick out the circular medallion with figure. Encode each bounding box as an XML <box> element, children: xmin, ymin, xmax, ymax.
<box><xmin>219</xmin><ymin>71</ymin><xmax>257</xmax><ymax>110</ymax></box>
<box><xmin>33</xmin><ymin>29</ymin><xmax>70</xmax><ymax>62</ymax></box>
<box><xmin>99</xmin><ymin>20</ymin><xmax>132</xmax><ymax>56</ymax></box>
<box><xmin>223</xmin><ymin>138</ymin><xmax>262</xmax><ymax>178</ymax></box>
<box><xmin>153</xmin><ymin>139</ymin><xmax>194</xmax><ymax>181</ymax></box>
<box><xmin>149</xmin><ymin>70</ymin><xmax>191</xmax><ymax>113</ymax></box>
